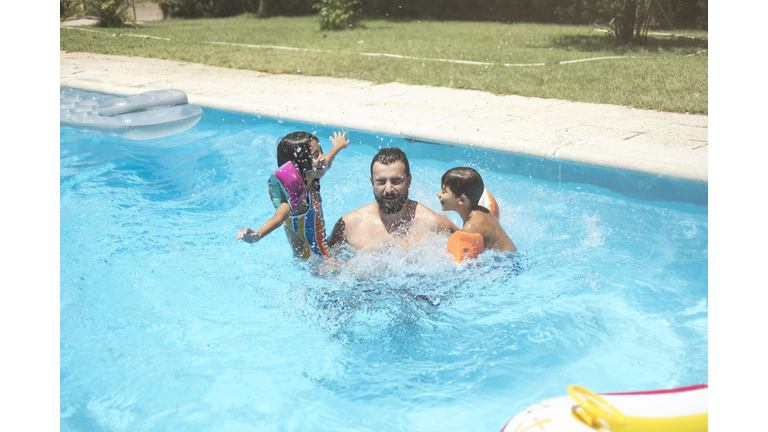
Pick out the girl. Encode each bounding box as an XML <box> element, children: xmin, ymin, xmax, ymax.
<box><xmin>237</xmin><ymin>131</ymin><xmax>349</xmax><ymax>260</ymax></box>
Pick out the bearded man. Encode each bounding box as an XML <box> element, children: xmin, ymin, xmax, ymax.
<box><xmin>328</xmin><ymin>147</ymin><xmax>458</xmax><ymax>251</ymax></box>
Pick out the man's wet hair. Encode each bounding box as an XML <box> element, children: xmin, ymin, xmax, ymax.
<box><xmin>370</xmin><ymin>147</ymin><xmax>410</xmax><ymax>177</ymax></box>
<box><xmin>441</xmin><ymin>167</ymin><xmax>484</xmax><ymax>208</ymax></box>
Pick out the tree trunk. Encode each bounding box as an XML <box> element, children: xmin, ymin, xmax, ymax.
<box><xmin>615</xmin><ymin>0</ymin><xmax>637</xmax><ymax>45</ymax></box>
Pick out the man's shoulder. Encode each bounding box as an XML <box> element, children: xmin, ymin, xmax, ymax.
<box><xmin>330</xmin><ymin>203</ymin><xmax>379</xmax><ymax>247</ymax></box>
<box><xmin>413</xmin><ymin>201</ymin><xmax>437</xmax><ymax>215</ymax></box>
<box><xmin>413</xmin><ymin>202</ymin><xmax>446</xmax><ymax>221</ymax></box>
<box><xmin>341</xmin><ymin>203</ymin><xmax>379</xmax><ymax>222</ymax></box>
<box><xmin>413</xmin><ymin>202</ymin><xmax>457</xmax><ymax>231</ymax></box>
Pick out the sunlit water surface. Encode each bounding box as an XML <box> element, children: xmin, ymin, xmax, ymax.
<box><xmin>61</xmin><ymin>107</ymin><xmax>708</xmax><ymax>431</ymax></box>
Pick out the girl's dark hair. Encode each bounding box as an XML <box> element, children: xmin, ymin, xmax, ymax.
<box><xmin>441</xmin><ymin>167</ymin><xmax>484</xmax><ymax>207</ymax></box>
<box><xmin>277</xmin><ymin>131</ymin><xmax>320</xmax><ymax>190</ymax></box>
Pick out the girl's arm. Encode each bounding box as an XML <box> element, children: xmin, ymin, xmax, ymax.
<box><xmin>324</xmin><ymin>131</ymin><xmax>350</xmax><ymax>171</ymax></box>
<box><xmin>237</xmin><ymin>201</ymin><xmax>292</xmax><ymax>243</ymax></box>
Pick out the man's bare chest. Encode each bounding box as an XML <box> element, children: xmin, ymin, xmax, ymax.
<box><xmin>347</xmin><ymin>221</ymin><xmax>429</xmax><ymax>251</ymax></box>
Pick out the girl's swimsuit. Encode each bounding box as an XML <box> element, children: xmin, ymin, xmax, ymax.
<box><xmin>284</xmin><ymin>192</ymin><xmax>333</xmax><ymax>260</ymax></box>
<box><xmin>268</xmin><ymin>161</ymin><xmax>332</xmax><ymax>261</ymax></box>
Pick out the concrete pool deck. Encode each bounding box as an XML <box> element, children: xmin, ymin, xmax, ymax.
<box><xmin>60</xmin><ymin>50</ymin><xmax>707</xmax><ymax>183</ymax></box>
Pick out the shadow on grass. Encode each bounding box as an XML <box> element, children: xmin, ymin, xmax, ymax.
<box><xmin>551</xmin><ymin>33</ymin><xmax>708</xmax><ymax>53</ymax></box>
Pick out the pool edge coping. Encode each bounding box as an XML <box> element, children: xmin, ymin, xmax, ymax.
<box><xmin>60</xmin><ymin>77</ymin><xmax>708</xmax><ymax>185</ymax></box>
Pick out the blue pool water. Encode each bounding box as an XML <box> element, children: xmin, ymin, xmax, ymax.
<box><xmin>60</xmin><ymin>106</ymin><xmax>708</xmax><ymax>431</ymax></box>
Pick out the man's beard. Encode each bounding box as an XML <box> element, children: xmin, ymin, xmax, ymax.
<box><xmin>376</xmin><ymin>190</ymin><xmax>408</xmax><ymax>214</ymax></box>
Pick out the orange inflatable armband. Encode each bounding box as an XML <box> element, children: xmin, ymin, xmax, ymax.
<box><xmin>478</xmin><ymin>188</ymin><xmax>500</xmax><ymax>220</ymax></box>
<box><xmin>447</xmin><ymin>231</ymin><xmax>485</xmax><ymax>263</ymax></box>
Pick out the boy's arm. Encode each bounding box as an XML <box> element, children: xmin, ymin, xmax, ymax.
<box><xmin>463</xmin><ymin>216</ymin><xmax>518</xmax><ymax>252</ymax></box>
<box><xmin>461</xmin><ymin>218</ymin><xmax>483</xmax><ymax>235</ymax></box>
<box><xmin>324</xmin><ymin>131</ymin><xmax>350</xmax><ymax>170</ymax></box>
<box><xmin>237</xmin><ymin>201</ymin><xmax>292</xmax><ymax>243</ymax></box>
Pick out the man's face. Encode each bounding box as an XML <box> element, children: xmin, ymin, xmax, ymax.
<box><xmin>371</xmin><ymin>161</ymin><xmax>411</xmax><ymax>214</ymax></box>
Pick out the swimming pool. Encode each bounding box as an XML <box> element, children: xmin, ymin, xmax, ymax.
<box><xmin>60</xmin><ymin>103</ymin><xmax>708</xmax><ymax>431</ymax></box>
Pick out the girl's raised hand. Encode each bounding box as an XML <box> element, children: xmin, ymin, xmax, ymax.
<box><xmin>330</xmin><ymin>131</ymin><xmax>350</xmax><ymax>149</ymax></box>
<box><xmin>324</xmin><ymin>131</ymin><xmax>350</xmax><ymax>171</ymax></box>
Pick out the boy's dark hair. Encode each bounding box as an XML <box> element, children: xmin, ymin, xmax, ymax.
<box><xmin>370</xmin><ymin>147</ymin><xmax>410</xmax><ymax>177</ymax></box>
<box><xmin>441</xmin><ymin>167</ymin><xmax>484</xmax><ymax>207</ymax></box>
<box><xmin>277</xmin><ymin>131</ymin><xmax>320</xmax><ymax>190</ymax></box>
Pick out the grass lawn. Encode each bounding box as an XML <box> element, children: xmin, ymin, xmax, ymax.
<box><xmin>60</xmin><ymin>15</ymin><xmax>708</xmax><ymax>113</ymax></box>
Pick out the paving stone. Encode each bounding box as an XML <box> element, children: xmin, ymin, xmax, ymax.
<box><xmin>626</xmin><ymin>124</ymin><xmax>709</xmax><ymax>149</ymax></box>
<box><xmin>590</xmin><ymin>117</ymin><xmax>672</xmax><ymax>133</ymax></box>
<box><xmin>59</xmin><ymin>51</ymin><xmax>708</xmax><ymax>183</ymax></box>
<box><xmin>551</xmin><ymin>125</ymin><xmax>640</xmax><ymax>142</ymax></box>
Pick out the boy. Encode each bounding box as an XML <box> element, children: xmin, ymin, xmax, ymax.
<box><xmin>437</xmin><ymin>167</ymin><xmax>517</xmax><ymax>253</ymax></box>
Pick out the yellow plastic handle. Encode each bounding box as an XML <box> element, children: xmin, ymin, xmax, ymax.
<box><xmin>568</xmin><ymin>385</ymin><xmax>628</xmax><ymax>427</ymax></box>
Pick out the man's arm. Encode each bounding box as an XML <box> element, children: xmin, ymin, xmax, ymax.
<box><xmin>327</xmin><ymin>216</ymin><xmax>347</xmax><ymax>249</ymax></box>
<box><xmin>435</xmin><ymin>214</ymin><xmax>460</xmax><ymax>233</ymax></box>
<box><xmin>418</xmin><ymin>204</ymin><xmax>460</xmax><ymax>233</ymax></box>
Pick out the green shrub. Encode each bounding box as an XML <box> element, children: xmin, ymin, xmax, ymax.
<box><xmin>360</xmin><ymin>0</ymin><xmax>706</xmax><ymax>28</ymax></box>
<box><xmin>555</xmin><ymin>0</ymin><xmax>610</xmax><ymax>24</ymax></box>
<box><xmin>598</xmin><ymin>0</ymin><xmax>637</xmax><ymax>44</ymax></box>
<box><xmin>60</xmin><ymin>0</ymin><xmax>165</xmax><ymax>28</ymax></box>
<box><xmin>362</xmin><ymin>0</ymin><xmax>577</xmax><ymax>22</ymax></box>
<box><xmin>262</xmin><ymin>0</ymin><xmax>314</xmax><ymax>17</ymax></box>
<box><xmin>313</xmin><ymin>0</ymin><xmax>362</xmax><ymax>30</ymax></box>
<box><xmin>664</xmin><ymin>0</ymin><xmax>706</xmax><ymax>28</ymax></box>
<box><xmin>160</xmin><ymin>0</ymin><xmax>314</xmax><ymax>19</ymax></box>
<box><xmin>696</xmin><ymin>0</ymin><xmax>707</xmax><ymax>29</ymax></box>
<box><xmin>160</xmin><ymin>0</ymin><xmax>255</xmax><ymax>19</ymax></box>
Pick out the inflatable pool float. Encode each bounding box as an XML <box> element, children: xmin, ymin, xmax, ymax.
<box><xmin>447</xmin><ymin>231</ymin><xmax>484</xmax><ymax>263</ymax></box>
<box><xmin>268</xmin><ymin>161</ymin><xmax>307</xmax><ymax>212</ymax></box>
<box><xmin>60</xmin><ymin>88</ymin><xmax>203</xmax><ymax>140</ymax></box>
<box><xmin>501</xmin><ymin>384</ymin><xmax>708</xmax><ymax>432</ymax></box>
<box><xmin>446</xmin><ymin>188</ymin><xmax>500</xmax><ymax>263</ymax></box>
<box><xmin>479</xmin><ymin>188</ymin><xmax>500</xmax><ymax>219</ymax></box>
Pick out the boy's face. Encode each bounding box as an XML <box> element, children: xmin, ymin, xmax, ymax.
<box><xmin>437</xmin><ymin>185</ymin><xmax>463</xmax><ymax>212</ymax></box>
